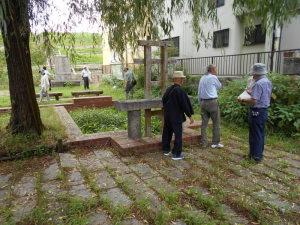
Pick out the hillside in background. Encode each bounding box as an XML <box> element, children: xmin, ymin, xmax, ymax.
<box><xmin>0</xmin><ymin>32</ymin><xmax>103</xmax><ymax>89</ymax></box>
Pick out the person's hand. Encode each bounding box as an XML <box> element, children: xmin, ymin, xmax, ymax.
<box><xmin>189</xmin><ymin>117</ymin><xmax>194</xmax><ymax>124</ymax></box>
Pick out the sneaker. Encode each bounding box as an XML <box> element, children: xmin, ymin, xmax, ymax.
<box><xmin>163</xmin><ymin>151</ymin><xmax>171</xmax><ymax>156</ymax></box>
<box><xmin>172</xmin><ymin>154</ymin><xmax>184</xmax><ymax>160</ymax></box>
<box><xmin>211</xmin><ymin>143</ymin><xmax>224</xmax><ymax>149</ymax></box>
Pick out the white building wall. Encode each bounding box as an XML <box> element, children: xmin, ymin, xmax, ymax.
<box><xmin>281</xmin><ymin>15</ymin><xmax>300</xmax><ymax>50</ymax></box>
<box><xmin>169</xmin><ymin>0</ymin><xmax>272</xmax><ymax>58</ymax></box>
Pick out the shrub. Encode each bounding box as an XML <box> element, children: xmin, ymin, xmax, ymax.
<box><xmin>102</xmin><ymin>75</ymin><xmax>124</xmax><ymax>88</ymax></box>
<box><xmin>219</xmin><ymin>74</ymin><xmax>300</xmax><ymax>136</ymax></box>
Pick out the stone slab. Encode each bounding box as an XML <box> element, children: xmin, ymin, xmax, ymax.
<box><xmin>0</xmin><ymin>189</ymin><xmax>10</xmax><ymax>202</ymax></box>
<box><xmin>121</xmin><ymin>173</ymin><xmax>162</xmax><ymax>211</ymax></box>
<box><xmin>55</xmin><ymin>107</ymin><xmax>82</xmax><ymax>140</ymax></box>
<box><xmin>68</xmin><ymin>170</ymin><xmax>85</xmax><ymax>186</ymax></box>
<box><xmin>103</xmin><ymin>188</ymin><xmax>132</xmax><ymax>207</ymax></box>
<box><xmin>95</xmin><ymin>171</ymin><xmax>117</xmax><ymax>190</ymax></box>
<box><xmin>172</xmin><ymin>220</ymin><xmax>187</xmax><ymax>225</ymax></box>
<box><xmin>102</xmin><ymin>157</ymin><xmax>131</xmax><ymax>175</ymax></box>
<box><xmin>79</xmin><ymin>154</ymin><xmax>105</xmax><ymax>171</ymax></box>
<box><xmin>121</xmin><ymin>218</ymin><xmax>145</xmax><ymax>225</ymax></box>
<box><xmin>0</xmin><ymin>173</ymin><xmax>12</xmax><ymax>189</ymax></box>
<box><xmin>145</xmin><ymin>176</ymin><xmax>177</xmax><ymax>194</ymax></box>
<box><xmin>43</xmin><ymin>163</ymin><xmax>60</xmax><ymax>181</ymax></box>
<box><xmin>11</xmin><ymin>197</ymin><xmax>36</xmax><ymax>223</ymax></box>
<box><xmin>254</xmin><ymin>190</ymin><xmax>300</xmax><ymax>213</ymax></box>
<box><xmin>59</xmin><ymin>153</ymin><xmax>79</xmax><ymax>168</ymax></box>
<box><xmin>42</xmin><ymin>181</ymin><xmax>66</xmax><ymax>197</ymax></box>
<box><xmin>94</xmin><ymin>149</ymin><xmax>115</xmax><ymax>159</ymax></box>
<box><xmin>70</xmin><ymin>184</ymin><xmax>95</xmax><ymax>199</ymax></box>
<box><xmin>129</xmin><ymin>163</ymin><xmax>159</xmax><ymax>180</ymax></box>
<box><xmin>13</xmin><ymin>176</ymin><xmax>36</xmax><ymax>197</ymax></box>
<box><xmin>114</xmin><ymin>99</ymin><xmax>162</xmax><ymax>111</ymax></box>
<box><xmin>88</xmin><ymin>210</ymin><xmax>112</xmax><ymax>225</ymax></box>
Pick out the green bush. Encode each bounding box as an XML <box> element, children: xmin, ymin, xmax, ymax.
<box><xmin>219</xmin><ymin>74</ymin><xmax>300</xmax><ymax>136</ymax></box>
<box><xmin>102</xmin><ymin>75</ymin><xmax>124</xmax><ymax>88</ymax></box>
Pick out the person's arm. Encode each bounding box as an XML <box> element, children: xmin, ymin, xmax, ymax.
<box><xmin>177</xmin><ymin>89</ymin><xmax>194</xmax><ymax>120</ymax></box>
<box><xmin>238</xmin><ymin>98</ymin><xmax>256</xmax><ymax>105</ymax></box>
<box><xmin>197</xmin><ymin>79</ymin><xmax>201</xmax><ymax>103</ymax></box>
<box><xmin>214</xmin><ymin>76</ymin><xmax>222</xmax><ymax>90</ymax></box>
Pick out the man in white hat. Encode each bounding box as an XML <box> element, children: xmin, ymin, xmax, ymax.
<box><xmin>162</xmin><ymin>71</ymin><xmax>194</xmax><ymax>160</ymax></box>
<box><xmin>198</xmin><ymin>64</ymin><xmax>223</xmax><ymax>148</ymax></box>
<box><xmin>238</xmin><ymin>63</ymin><xmax>272</xmax><ymax>162</ymax></box>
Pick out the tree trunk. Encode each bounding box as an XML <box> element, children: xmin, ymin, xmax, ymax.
<box><xmin>1</xmin><ymin>0</ymin><xmax>43</xmax><ymax>135</ymax></box>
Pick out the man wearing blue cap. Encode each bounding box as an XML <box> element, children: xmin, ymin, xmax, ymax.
<box><xmin>238</xmin><ymin>63</ymin><xmax>272</xmax><ymax>162</ymax></box>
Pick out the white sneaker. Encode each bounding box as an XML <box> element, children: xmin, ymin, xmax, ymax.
<box><xmin>211</xmin><ymin>143</ymin><xmax>224</xmax><ymax>149</ymax></box>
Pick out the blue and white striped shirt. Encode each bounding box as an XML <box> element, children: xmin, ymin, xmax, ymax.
<box><xmin>198</xmin><ymin>73</ymin><xmax>222</xmax><ymax>101</ymax></box>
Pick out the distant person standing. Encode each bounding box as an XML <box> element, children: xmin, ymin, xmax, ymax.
<box><xmin>238</xmin><ymin>63</ymin><xmax>272</xmax><ymax>162</ymax></box>
<box><xmin>124</xmin><ymin>67</ymin><xmax>136</xmax><ymax>99</ymax></box>
<box><xmin>81</xmin><ymin>66</ymin><xmax>91</xmax><ymax>90</ymax></box>
<box><xmin>198</xmin><ymin>64</ymin><xmax>223</xmax><ymax>148</ymax></box>
<box><xmin>41</xmin><ymin>66</ymin><xmax>52</xmax><ymax>91</ymax></box>
<box><xmin>162</xmin><ymin>71</ymin><xmax>194</xmax><ymax>160</ymax></box>
<box><xmin>39</xmin><ymin>71</ymin><xmax>50</xmax><ymax>102</ymax></box>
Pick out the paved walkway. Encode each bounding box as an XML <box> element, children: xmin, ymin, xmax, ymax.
<box><xmin>0</xmin><ymin>142</ymin><xmax>299</xmax><ymax>224</ymax></box>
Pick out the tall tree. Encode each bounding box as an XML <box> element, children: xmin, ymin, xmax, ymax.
<box><xmin>0</xmin><ymin>0</ymin><xmax>43</xmax><ymax>134</ymax></box>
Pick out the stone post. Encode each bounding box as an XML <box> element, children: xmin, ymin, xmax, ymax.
<box><xmin>128</xmin><ymin>110</ymin><xmax>142</xmax><ymax>139</ymax></box>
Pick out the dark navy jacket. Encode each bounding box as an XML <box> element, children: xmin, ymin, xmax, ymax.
<box><xmin>162</xmin><ymin>84</ymin><xmax>194</xmax><ymax>123</ymax></box>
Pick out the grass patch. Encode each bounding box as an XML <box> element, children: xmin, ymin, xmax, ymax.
<box><xmin>0</xmin><ymin>107</ymin><xmax>67</xmax><ymax>158</ymax></box>
<box><xmin>70</xmin><ymin>107</ymin><xmax>162</xmax><ymax>135</ymax></box>
<box><xmin>221</xmin><ymin>122</ymin><xmax>300</xmax><ymax>154</ymax></box>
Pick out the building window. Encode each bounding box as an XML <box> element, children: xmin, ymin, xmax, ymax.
<box><xmin>163</xmin><ymin>36</ymin><xmax>180</xmax><ymax>57</ymax></box>
<box><xmin>244</xmin><ymin>24</ymin><xmax>266</xmax><ymax>46</ymax></box>
<box><xmin>213</xmin><ymin>29</ymin><xmax>229</xmax><ymax>48</ymax></box>
<box><xmin>216</xmin><ymin>0</ymin><xmax>225</xmax><ymax>7</ymax></box>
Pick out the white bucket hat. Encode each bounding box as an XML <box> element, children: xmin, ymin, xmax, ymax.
<box><xmin>173</xmin><ymin>71</ymin><xmax>186</xmax><ymax>78</ymax></box>
<box><xmin>249</xmin><ymin>63</ymin><xmax>268</xmax><ymax>76</ymax></box>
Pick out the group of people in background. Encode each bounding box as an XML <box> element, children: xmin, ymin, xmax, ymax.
<box><xmin>38</xmin><ymin>65</ymin><xmax>92</xmax><ymax>102</ymax></box>
<box><xmin>162</xmin><ymin>63</ymin><xmax>272</xmax><ymax>162</ymax></box>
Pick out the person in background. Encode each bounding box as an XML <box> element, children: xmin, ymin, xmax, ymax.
<box><xmin>39</xmin><ymin>71</ymin><xmax>50</xmax><ymax>102</ymax></box>
<box><xmin>162</xmin><ymin>71</ymin><xmax>194</xmax><ymax>160</ymax></box>
<box><xmin>124</xmin><ymin>67</ymin><xmax>136</xmax><ymax>99</ymax></box>
<box><xmin>41</xmin><ymin>66</ymin><xmax>52</xmax><ymax>91</ymax></box>
<box><xmin>198</xmin><ymin>64</ymin><xmax>223</xmax><ymax>148</ymax></box>
<box><xmin>238</xmin><ymin>63</ymin><xmax>272</xmax><ymax>163</ymax></box>
<box><xmin>81</xmin><ymin>66</ymin><xmax>91</xmax><ymax>90</ymax></box>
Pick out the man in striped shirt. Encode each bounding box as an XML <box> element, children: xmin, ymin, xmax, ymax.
<box><xmin>198</xmin><ymin>64</ymin><xmax>223</xmax><ymax>148</ymax></box>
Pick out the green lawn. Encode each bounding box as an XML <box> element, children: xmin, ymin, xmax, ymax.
<box><xmin>0</xmin><ymin>107</ymin><xmax>67</xmax><ymax>158</ymax></box>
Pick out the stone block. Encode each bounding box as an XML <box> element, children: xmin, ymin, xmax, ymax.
<box><xmin>114</xmin><ymin>99</ymin><xmax>162</xmax><ymax>111</ymax></box>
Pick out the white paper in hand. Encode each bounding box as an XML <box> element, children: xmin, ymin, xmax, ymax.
<box><xmin>238</xmin><ymin>90</ymin><xmax>252</xmax><ymax>100</ymax></box>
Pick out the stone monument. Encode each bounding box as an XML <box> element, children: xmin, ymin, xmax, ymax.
<box><xmin>52</xmin><ymin>56</ymin><xmax>81</xmax><ymax>86</ymax></box>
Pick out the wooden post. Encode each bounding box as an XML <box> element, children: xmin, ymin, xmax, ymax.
<box><xmin>144</xmin><ymin>45</ymin><xmax>152</xmax><ymax>98</ymax></box>
<box><xmin>160</xmin><ymin>44</ymin><xmax>168</xmax><ymax>96</ymax></box>
<box><xmin>145</xmin><ymin>109</ymin><xmax>152</xmax><ymax>137</ymax></box>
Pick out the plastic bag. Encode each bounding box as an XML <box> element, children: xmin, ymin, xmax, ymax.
<box><xmin>238</xmin><ymin>90</ymin><xmax>252</xmax><ymax>100</ymax></box>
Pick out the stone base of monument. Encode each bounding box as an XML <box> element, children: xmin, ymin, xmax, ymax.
<box><xmin>51</xmin><ymin>80</ymin><xmax>81</xmax><ymax>87</ymax></box>
<box><xmin>72</xmin><ymin>96</ymin><xmax>113</xmax><ymax>108</ymax></box>
<box><xmin>111</xmin><ymin>127</ymin><xmax>200</xmax><ymax>156</ymax></box>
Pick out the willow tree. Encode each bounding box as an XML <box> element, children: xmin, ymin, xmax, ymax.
<box><xmin>0</xmin><ymin>0</ymin><xmax>44</xmax><ymax>134</ymax></box>
<box><xmin>94</xmin><ymin>0</ymin><xmax>300</xmax><ymax>58</ymax></box>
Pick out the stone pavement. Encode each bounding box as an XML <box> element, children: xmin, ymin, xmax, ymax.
<box><xmin>0</xmin><ymin>145</ymin><xmax>299</xmax><ymax>224</ymax></box>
